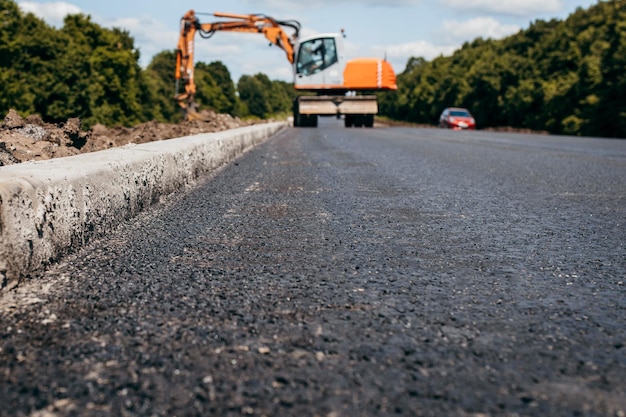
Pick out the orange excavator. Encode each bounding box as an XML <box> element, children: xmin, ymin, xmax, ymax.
<box><xmin>175</xmin><ymin>10</ymin><xmax>397</xmax><ymax>127</ymax></box>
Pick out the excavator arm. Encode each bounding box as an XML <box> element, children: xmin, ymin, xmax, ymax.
<box><xmin>175</xmin><ymin>10</ymin><xmax>300</xmax><ymax>120</ymax></box>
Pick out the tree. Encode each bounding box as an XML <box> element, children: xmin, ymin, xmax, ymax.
<box><xmin>378</xmin><ymin>0</ymin><xmax>626</xmax><ymax>138</ymax></box>
<box><xmin>143</xmin><ymin>50</ymin><xmax>181</xmax><ymax>123</ymax></box>
<box><xmin>236</xmin><ymin>73</ymin><xmax>294</xmax><ymax>119</ymax></box>
<box><xmin>0</xmin><ymin>3</ymin><xmax>63</xmax><ymax>117</ymax></box>
<box><xmin>237</xmin><ymin>75</ymin><xmax>268</xmax><ymax>118</ymax></box>
<box><xmin>194</xmin><ymin>62</ymin><xmax>236</xmax><ymax>116</ymax></box>
<box><xmin>61</xmin><ymin>15</ymin><xmax>145</xmax><ymax>127</ymax></box>
<box><xmin>0</xmin><ymin>0</ymin><xmax>292</xmax><ymax>127</ymax></box>
<box><xmin>206</xmin><ymin>61</ymin><xmax>238</xmax><ymax>115</ymax></box>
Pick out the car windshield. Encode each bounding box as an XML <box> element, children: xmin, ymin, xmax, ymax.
<box><xmin>450</xmin><ymin>110</ymin><xmax>471</xmax><ymax>117</ymax></box>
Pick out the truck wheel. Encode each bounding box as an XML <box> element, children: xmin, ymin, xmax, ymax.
<box><xmin>365</xmin><ymin>114</ymin><xmax>374</xmax><ymax>128</ymax></box>
<box><xmin>344</xmin><ymin>115</ymin><xmax>353</xmax><ymax>128</ymax></box>
<box><xmin>298</xmin><ymin>114</ymin><xmax>317</xmax><ymax>127</ymax></box>
<box><xmin>292</xmin><ymin>101</ymin><xmax>300</xmax><ymax>127</ymax></box>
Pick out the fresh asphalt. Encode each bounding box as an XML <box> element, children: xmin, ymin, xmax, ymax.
<box><xmin>1</xmin><ymin>118</ymin><xmax>625</xmax><ymax>416</ymax></box>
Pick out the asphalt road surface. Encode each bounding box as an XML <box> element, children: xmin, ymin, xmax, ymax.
<box><xmin>1</xmin><ymin>118</ymin><xmax>625</xmax><ymax>417</ymax></box>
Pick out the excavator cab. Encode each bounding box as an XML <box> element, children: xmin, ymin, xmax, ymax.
<box><xmin>293</xmin><ymin>32</ymin><xmax>397</xmax><ymax>94</ymax></box>
<box><xmin>294</xmin><ymin>34</ymin><xmax>345</xmax><ymax>91</ymax></box>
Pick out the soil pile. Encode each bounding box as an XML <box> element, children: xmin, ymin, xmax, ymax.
<box><xmin>0</xmin><ymin>109</ymin><xmax>257</xmax><ymax>166</ymax></box>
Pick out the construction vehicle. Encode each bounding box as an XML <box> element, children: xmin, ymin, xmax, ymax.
<box><xmin>175</xmin><ymin>10</ymin><xmax>397</xmax><ymax>127</ymax></box>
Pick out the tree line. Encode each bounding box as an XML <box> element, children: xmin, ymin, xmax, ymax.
<box><xmin>379</xmin><ymin>0</ymin><xmax>626</xmax><ymax>138</ymax></box>
<box><xmin>0</xmin><ymin>0</ymin><xmax>295</xmax><ymax>128</ymax></box>
<box><xmin>1</xmin><ymin>0</ymin><xmax>624</xmax><ymax>138</ymax></box>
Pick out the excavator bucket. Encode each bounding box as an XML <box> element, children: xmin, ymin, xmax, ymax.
<box><xmin>175</xmin><ymin>95</ymin><xmax>212</xmax><ymax>122</ymax></box>
<box><xmin>183</xmin><ymin>106</ymin><xmax>210</xmax><ymax>122</ymax></box>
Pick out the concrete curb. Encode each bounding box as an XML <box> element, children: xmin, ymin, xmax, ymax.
<box><xmin>0</xmin><ymin>122</ymin><xmax>287</xmax><ymax>292</ymax></box>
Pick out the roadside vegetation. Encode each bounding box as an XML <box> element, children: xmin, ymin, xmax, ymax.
<box><xmin>0</xmin><ymin>0</ymin><xmax>296</xmax><ymax>128</ymax></box>
<box><xmin>1</xmin><ymin>0</ymin><xmax>624</xmax><ymax>137</ymax></box>
<box><xmin>379</xmin><ymin>0</ymin><xmax>626</xmax><ymax>138</ymax></box>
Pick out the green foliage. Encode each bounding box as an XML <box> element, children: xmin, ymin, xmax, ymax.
<box><xmin>194</xmin><ymin>61</ymin><xmax>237</xmax><ymax>116</ymax></box>
<box><xmin>236</xmin><ymin>73</ymin><xmax>294</xmax><ymax>119</ymax></box>
<box><xmin>382</xmin><ymin>0</ymin><xmax>626</xmax><ymax>138</ymax></box>
<box><xmin>0</xmin><ymin>4</ymin><xmax>147</xmax><ymax>128</ymax></box>
<box><xmin>142</xmin><ymin>50</ymin><xmax>180</xmax><ymax>123</ymax></box>
<box><xmin>1</xmin><ymin>0</ymin><xmax>623</xmax><ymax>138</ymax></box>
<box><xmin>205</xmin><ymin>61</ymin><xmax>238</xmax><ymax>115</ymax></box>
<box><xmin>0</xmin><ymin>0</ymin><xmax>290</xmax><ymax>128</ymax></box>
<box><xmin>237</xmin><ymin>75</ymin><xmax>269</xmax><ymax>118</ymax></box>
<box><xmin>0</xmin><ymin>4</ymin><xmax>59</xmax><ymax>117</ymax></box>
<box><xmin>143</xmin><ymin>50</ymin><xmax>185</xmax><ymax>123</ymax></box>
<box><xmin>0</xmin><ymin>0</ymin><xmax>316</xmax><ymax>128</ymax></box>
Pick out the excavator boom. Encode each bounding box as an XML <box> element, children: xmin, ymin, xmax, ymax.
<box><xmin>175</xmin><ymin>10</ymin><xmax>300</xmax><ymax>119</ymax></box>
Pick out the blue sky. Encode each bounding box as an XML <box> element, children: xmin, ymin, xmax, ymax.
<box><xmin>18</xmin><ymin>0</ymin><xmax>599</xmax><ymax>83</ymax></box>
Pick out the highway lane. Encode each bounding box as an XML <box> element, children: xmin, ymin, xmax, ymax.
<box><xmin>1</xmin><ymin>118</ymin><xmax>625</xmax><ymax>416</ymax></box>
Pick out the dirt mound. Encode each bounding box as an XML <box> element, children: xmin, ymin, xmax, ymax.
<box><xmin>0</xmin><ymin>109</ymin><xmax>257</xmax><ymax>166</ymax></box>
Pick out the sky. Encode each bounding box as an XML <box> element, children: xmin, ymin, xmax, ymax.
<box><xmin>17</xmin><ymin>0</ymin><xmax>599</xmax><ymax>83</ymax></box>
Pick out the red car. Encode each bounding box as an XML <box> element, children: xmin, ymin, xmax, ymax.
<box><xmin>439</xmin><ymin>107</ymin><xmax>476</xmax><ymax>130</ymax></box>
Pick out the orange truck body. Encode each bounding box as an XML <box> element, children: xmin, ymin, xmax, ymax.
<box><xmin>343</xmin><ymin>58</ymin><xmax>397</xmax><ymax>91</ymax></box>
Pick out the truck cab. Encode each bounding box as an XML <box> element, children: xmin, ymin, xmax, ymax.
<box><xmin>294</xmin><ymin>34</ymin><xmax>346</xmax><ymax>91</ymax></box>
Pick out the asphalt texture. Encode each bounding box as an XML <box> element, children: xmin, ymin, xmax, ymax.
<box><xmin>1</xmin><ymin>118</ymin><xmax>625</xmax><ymax>417</ymax></box>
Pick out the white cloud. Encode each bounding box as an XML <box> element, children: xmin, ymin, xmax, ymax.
<box><xmin>17</xmin><ymin>1</ymin><xmax>82</xmax><ymax>27</ymax></box>
<box><xmin>438</xmin><ymin>17</ymin><xmax>520</xmax><ymax>43</ymax></box>
<box><xmin>106</xmin><ymin>16</ymin><xmax>178</xmax><ymax>66</ymax></box>
<box><xmin>366</xmin><ymin>41</ymin><xmax>456</xmax><ymax>73</ymax></box>
<box><xmin>364</xmin><ymin>15</ymin><xmax>521</xmax><ymax>74</ymax></box>
<box><xmin>441</xmin><ymin>0</ymin><xmax>562</xmax><ymax>16</ymax></box>
<box><xmin>240</xmin><ymin>0</ymin><xmax>420</xmax><ymax>8</ymax></box>
<box><xmin>374</xmin><ymin>40</ymin><xmax>456</xmax><ymax>61</ymax></box>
